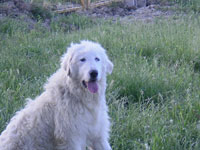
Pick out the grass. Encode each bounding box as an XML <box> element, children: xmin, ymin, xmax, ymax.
<box><xmin>0</xmin><ymin>12</ymin><xmax>200</xmax><ymax>149</ymax></box>
<box><xmin>157</xmin><ymin>0</ymin><xmax>200</xmax><ymax>12</ymax></box>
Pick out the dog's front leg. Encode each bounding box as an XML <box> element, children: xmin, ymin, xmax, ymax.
<box><xmin>92</xmin><ymin>138</ymin><xmax>112</xmax><ymax>150</ymax></box>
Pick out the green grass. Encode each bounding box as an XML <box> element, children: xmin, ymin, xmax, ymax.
<box><xmin>0</xmin><ymin>13</ymin><xmax>200</xmax><ymax>149</ymax></box>
<box><xmin>156</xmin><ymin>0</ymin><xmax>200</xmax><ymax>12</ymax></box>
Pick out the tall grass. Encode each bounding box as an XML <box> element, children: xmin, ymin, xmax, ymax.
<box><xmin>0</xmin><ymin>13</ymin><xmax>200</xmax><ymax>149</ymax></box>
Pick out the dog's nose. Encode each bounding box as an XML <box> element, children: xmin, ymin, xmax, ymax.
<box><xmin>89</xmin><ymin>70</ymin><xmax>98</xmax><ymax>80</ymax></box>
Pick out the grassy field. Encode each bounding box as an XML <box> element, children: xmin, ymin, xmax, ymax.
<box><xmin>1</xmin><ymin>8</ymin><xmax>200</xmax><ymax>150</ymax></box>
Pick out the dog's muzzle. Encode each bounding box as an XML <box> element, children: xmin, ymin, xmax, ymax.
<box><xmin>82</xmin><ymin>70</ymin><xmax>99</xmax><ymax>94</ymax></box>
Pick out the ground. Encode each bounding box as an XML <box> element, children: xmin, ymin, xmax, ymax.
<box><xmin>1</xmin><ymin>1</ymin><xmax>200</xmax><ymax>149</ymax></box>
<box><xmin>0</xmin><ymin>0</ymin><xmax>177</xmax><ymax>24</ymax></box>
<box><xmin>85</xmin><ymin>3</ymin><xmax>176</xmax><ymax>22</ymax></box>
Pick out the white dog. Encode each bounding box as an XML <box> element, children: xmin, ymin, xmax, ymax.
<box><xmin>0</xmin><ymin>41</ymin><xmax>113</xmax><ymax>150</ymax></box>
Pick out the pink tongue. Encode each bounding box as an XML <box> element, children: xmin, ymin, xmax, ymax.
<box><xmin>87</xmin><ymin>82</ymin><xmax>98</xmax><ymax>93</ymax></box>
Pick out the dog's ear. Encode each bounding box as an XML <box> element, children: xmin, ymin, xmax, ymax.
<box><xmin>61</xmin><ymin>54</ymin><xmax>71</xmax><ymax>76</ymax></box>
<box><xmin>105</xmin><ymin>55</ymin><xmax>113</xmax><ymax>75</ymax></box>
<box><xmin>61</xmin><ymin>46</ymin><xmax>73</xmax><ymax>77</ymax></box>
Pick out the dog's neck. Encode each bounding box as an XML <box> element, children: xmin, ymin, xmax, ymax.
<box><xmin>65</xmin><ymin>76</ymin><xmax>105</xmax><ymax>101</ymax></box>
<box><xmin>62</xmin><ymin>76</ymin><xmax>107</xmax><ymax>115</ymax></box>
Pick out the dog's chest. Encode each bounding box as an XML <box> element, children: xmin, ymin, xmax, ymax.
<box><xmin>80</xmin><ymin>109</ymin><xmax>102</xmax><ymax>145</ymax></box>
<box><xmin>57</xmin><ymin>93</ymin><xmax>103</xmax><ymax>139</ymax></box>
<box><xmin>80</xmin><ymin>102</ymin><xmax>100</xmax><ymax>125</ymax></box>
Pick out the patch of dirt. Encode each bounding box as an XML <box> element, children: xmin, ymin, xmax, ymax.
<box><xmin>0</xmin><ymin>0</ymin><xmax>30</xmax><ymax>17</ymax></box>
<box><xmin>83</xmin><ymin>2</ymin><xmax>176</xmax><ymax>22</ymax></box>
<box><xmin>0</xmin><ymin>0</ymin><xmax>176</xmax><ymax>25</ymax></box>
<box><xmin>85</xmin><ymin>2</ymin><xmax>135</xmax><ymax>17</ymax></box>
<box><xmin>0</xmin><ymin>0</ymin><xmax>53</xmax><ymax>30</ymax></box>
<box><xmin>120</xmin><ymin>5</ymin><xmax>175</xmax><ymax>22</ymax></box>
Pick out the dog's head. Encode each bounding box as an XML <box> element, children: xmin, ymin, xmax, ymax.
<box><xmin>61</xmin><ymin>41</ymin><xmax>113</xmax><ymax>94</ymax></box>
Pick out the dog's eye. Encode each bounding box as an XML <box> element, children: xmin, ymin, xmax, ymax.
<box><xmin>80</xmin><ymin>58</ymin><xmax>86</xmax><ymax>62</ymax></box>
<box><xmin>95</xmin><ymin>57</ymin><xmax>100</xmax><ymax>61</ymax></box>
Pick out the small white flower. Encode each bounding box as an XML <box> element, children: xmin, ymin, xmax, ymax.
<box><xmin>197</xmin><ymin>122</ymin><xmax>200</xmax><ymax>131</ymax></box>
<box><xmin>145</xmin><ymin>143</ymin><xmax>150</xmax><ymax>150</ymax></box>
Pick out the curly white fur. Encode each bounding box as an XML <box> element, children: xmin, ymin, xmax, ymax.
<box><xmin>0</xmin><ymin>41</ymin><xmax>113</xmax><ymax>150</ymax></box>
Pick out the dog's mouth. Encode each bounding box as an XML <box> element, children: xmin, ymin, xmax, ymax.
<box><xmin>82</xmin><ymin>80</ymin><xmax>98</xmax><ymax>94</ymax></box>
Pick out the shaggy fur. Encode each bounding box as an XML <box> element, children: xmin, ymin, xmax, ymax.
<box><xmin>0</xmin><ymin>41</ymin><xmax>113</xmax><ymax>150</ymax></box>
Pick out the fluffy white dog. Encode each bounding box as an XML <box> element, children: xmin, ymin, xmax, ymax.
<box><xmin>0</xmin><ymin>41</ymin><xmax>113</xmax><ymax>150</ymax></box>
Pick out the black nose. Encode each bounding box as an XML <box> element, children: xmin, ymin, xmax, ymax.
<box><xmin>90</xmin><ymin>70</ymin><xmax>98</xmax><ymax>80</ymax></box>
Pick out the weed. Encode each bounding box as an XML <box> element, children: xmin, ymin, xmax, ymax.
<box><xmin>30</xmin><ymin>3</ymin><xmax>52</xmax><ymax>20</ymax></box>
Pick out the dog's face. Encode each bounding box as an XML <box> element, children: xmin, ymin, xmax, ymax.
<box><xmin>62</xmin><ymin>41</ymin><xmax>113</xmax><ymax>94</ymax></box>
